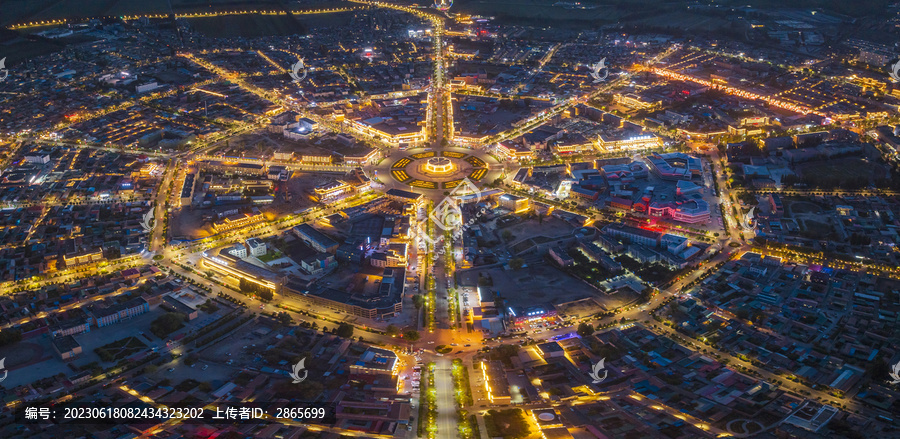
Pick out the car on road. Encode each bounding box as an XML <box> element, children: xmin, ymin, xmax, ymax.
<box><xmin>202</xmin><ymin>365</ymin><xmax>209</xmax><ymax>371</ymax></box>
<box><xmin>167</xmin><ymin>368</ymin><xmax>175</xmax><ymax>372</ymax></box>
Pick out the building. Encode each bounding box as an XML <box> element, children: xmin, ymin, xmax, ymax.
<box><xmin>136</xmin><ymin>82</ymin><xmax>160</xmax><ymax>94</ymax></box>
<box><xmin>646</xmin><ymin>199</ymin><xmax>711</xmax><ymax>224</ymax></box>
<box><xmin>480</xmin><ymin>360</ymin><xmax>511</xmax><ymax>404</ymax></box>
<box><xmin>298</xmin><ymin>117</ymin><xmax>317</xmax><ymax>131</ymax></box>
<box><xmin>283</xmin><ymin>268</ymin><xmax>404</xmax><ymax>319</ymax></box>
<box><xmin>69</xmin><ymin>370</ymin><xmax>92</xmax><ymax>385</ymax></box>
<box><xmin>343</xmin><ymin>148</ymin><xmax>380</xmax><ymax>165</ymax></box>
<box><xmin>613</xmin><ymin>93</ymin><xmax>659</xmax><ymax>110</ymax></box>
<box><xmin>349</xmin><ymin>347</ymin><xmax>400</xmax><ymax>376</ymax></box>
<box><xmin>226</xmin><ymin>243</ymin><xmax>248</xmax><ymax>259</ymax></box>
<box><xmin>267</xmin><ymin>166</ymin><xmax>289</xmax><ymax>181</ymax></box>
<box><xmin>549</xmin><ymin>246</ymin><xmax>574</xmax><ymax>267</ymax></box>
<box><xmin>603</xmin><ymin>224</ymin><xmax>661</xmax><ymax>247</ymax></box>
<box><xmin>200</xmin><ymin>251</ymin><xmax>284</xmax><ymax>293</ymax></box>
<box><xmin>199</xmin><ymin>160</ymin><xmax>266</xmax><ymax>176</ymax></box>
<box><xmin>162</xmin><ymin>295</ymin><xmax>199</xmax><ymax>321</ymax></box>
<box><xmin>51</xmin><ymin>335</ymin><xmax>83</xmax><ymax>360</ymax></box>
<box><xmin>859</xmin><ymin>49</ymin><xmax>892</xmax><ymax>66</ymax></box>
<box><xmin>349</xmin><ymin>116</ymin><xmax>426</xmax><ymax>147</ymax></box>
<box><xmin>627</xmin><ymin>245</ymin><xmax>659</xmax><ymax>264</ymax></box>
<box><xmin>212</xmin><ymin>209</ymin><xmax>264</xmax><ymax>233</ymax></box>
<box><xmin>609</xmin><ymin>197</ymin><xmax>633</xmax><ymax>210</ymax></box>
<box><xmin>597</xmin><ymin>131</ymin><xmax>662</xmax><ymax>150</ymax></box>
<box><xmin>646</xmin><ymin>153</ymin><xmax>702</xmax><ymax>180</ymax></box>
<box><xmin>272</xmin><ymin>151</ymin><xmax>294</xmax><ymax>161</ymax></box>
<box><xmin>337</xmin><ymin>242</ymin><xmax>366</xmax><ymax>265</ymax></box>
<box><xmin>536</xmin><ymin>341</ymin><xmax>565</xmax><ymax>359</ymax></box>
<box><xmin>370</xmin><ymin>244</ymin><xmax>407</xmax><ymax>268</ymax></box>
<box><xmin>293</xmin><ymin>224</ymin><xmax>339</xmax><ymax>253</ymax></box>
<box><xmin>50</xmin><ymin>318</ymin><xmax>91</xmax><ymax>338</ymax></box>
<box><xmin>570</xmin><ymin>186</ymin><xmax>600</xmax><ymax>202</ymax></box>
<box><xmin>661</xmin><ymin>234</ymin><xmax>689</xmax><ymax>254</ymax></box>
<box><xmin>385</xmin><ymin>188</ymin><xmax>423</xmax><ymax>206</ymax></box>
<box><xmin>246</xmin><ymin>238</ymin><xmax>267</xmax><ymax>257</ymax></box>
<box><xmin>762</xmin><ymin>136</ymin><xmax>793</xmax><ymax>151</ymax></box>
<box><xmin>63</xmin><ymin>249</ymin><xmax>105</xmax><ymax>268</ymax></box>
<box><xmin>283</xmin><ymin>117</ymin><xmax>318</xmax><ymax>141</ymax></box>
<box><xmin>577</xmin><ymin>241</ymin><xmax>621</xmax><ymax>273</ymax></box>
<box><xmin>300</xmin><ymin>252</ymin><xmax>338</xmax><ymax>276</ymax></box>
<box><xmin>344</xmin><ymin>168</ymin><xmax>372</xmax><ymax>194</ymax></box>
<box><xmin>88</xmin><ymin>297</ymin><xmax>150</xmax><ymax>328</ymax></box>
<box><xmin>301</xmin><ymin>154</ymin><xmax>333</xmax><ymax>164</ymax></box>
<box><xmin>496</xmin><ymin>141</ymin><xmax>535</xmax><ymax>162</ymax></box>
<box><xmin>313</xmin><ymin>180</ymin><xmax>352</xmax><ymax>202</ymax></box>
<box><xmin>24</xmin><ymin>152</ymin><xmax>51</xmax><ymax>164</ymax></box>
<box><xmin>675</xmin><ymin>180</ymin><xmax>703</xmax><ymax>196</ymax></box>
<box><xmin>498</xmin><ymin>194</ymin><xmax>530</xmax><ymax>213</ymax></box>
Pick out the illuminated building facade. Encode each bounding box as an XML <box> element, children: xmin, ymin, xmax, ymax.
<box><xmin>212</xmin><ymin>209</ymin><xmax>265</xmax><ymax>232</ymax></box>
<box><xmin>498</xmin><ymin>194</ymin><xmax>531</xmax><ymax>213</ymax></box>
<box><xmin>480</xmin><ymin>360</ymin><xmax>511</xmax><ymax>404</ymax></box>
<box><xmin>424</xmin><ymin>157</ymin><xmax>454</xmax><ymax>174</ymax></box>
<box><xmin>63</xmin><ymin>249</ymin><xmax>106</xmax><ymax>268</ymax></box>
<box><xmin>348</xmin><ymin>116</ymin><xmax>426</xmax><ymax>147</ymax></box>
<box><xmin>597</xmin><ymin>132</ymin><xmax>663</xmax><ymax>150</ymax></box>
<box><xmin>199</xmin><ymin>252</ymin><xmax>283</xmax><ymax>293</ymax></box>
<box><xmin>495</xmin><ymin>141</ymin><xmax>535</xmax><ymax>162</ymax></box>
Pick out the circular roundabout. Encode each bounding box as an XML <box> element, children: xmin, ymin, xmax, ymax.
<box><xmin>390</xmin><ymin>150</ymin><xmax>489</xmax><ymax>190</ymax></box>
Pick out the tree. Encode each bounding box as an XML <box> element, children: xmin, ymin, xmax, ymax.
<box><xmin>257</xmin><ymin>288</ymin><xmax>274</xmax><ymax>301</ymax></box>
<box><xmin>489</xmin><ymin>344</ymin><xmax>521</xmax><ymax>368</ymax></box>
<box><xmin>385</xmin><ymin>324</ymin><xmax>400</xmax><ymax>336</ymax></box>
<box><xmin>335</xmin><ymin>323</ymin><xmax>354</xmax><ymax>338</ymax></box>
<box><xmin>403</xmin><ymin>330</ymin><xmax>421</xmax><ymax>342</ymax></box>
<box><xmin>0</xmin><ymin>329</ymin><xmax>22</xmax><ymax>347</ymax></box>
<box><xmin>576</xmin><ymin>322</ymin><xmax>594</xmax><ymax>338</ymax></box>
<box><xmin>184</xmin><ymin>353</ymin><xmax>199</xmax><ymax>366</ymax></box>
<box><xmin>509</xmin><ymin>258</ymin><xmax>525</xmax><ymax>270</ymax></box>
<box><xmin>412</xmin><ymin>294</ymin><xmax>425</xmax><ymax>310</ymax></box>
<box><xmin>239</xmin><ymin>278</ymin><xmax>273</xmax><ymax>301</ymax></box>
<box><xmin>150</xmin><ymin>312</ymin><xmax>185</xmax><ymax>338</ymax></box>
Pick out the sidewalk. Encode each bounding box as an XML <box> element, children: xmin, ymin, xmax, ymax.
<box><xmin>475</xmin><ymin>412</ymin><xmax>490</xmax><ymax>439</ymax></box>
